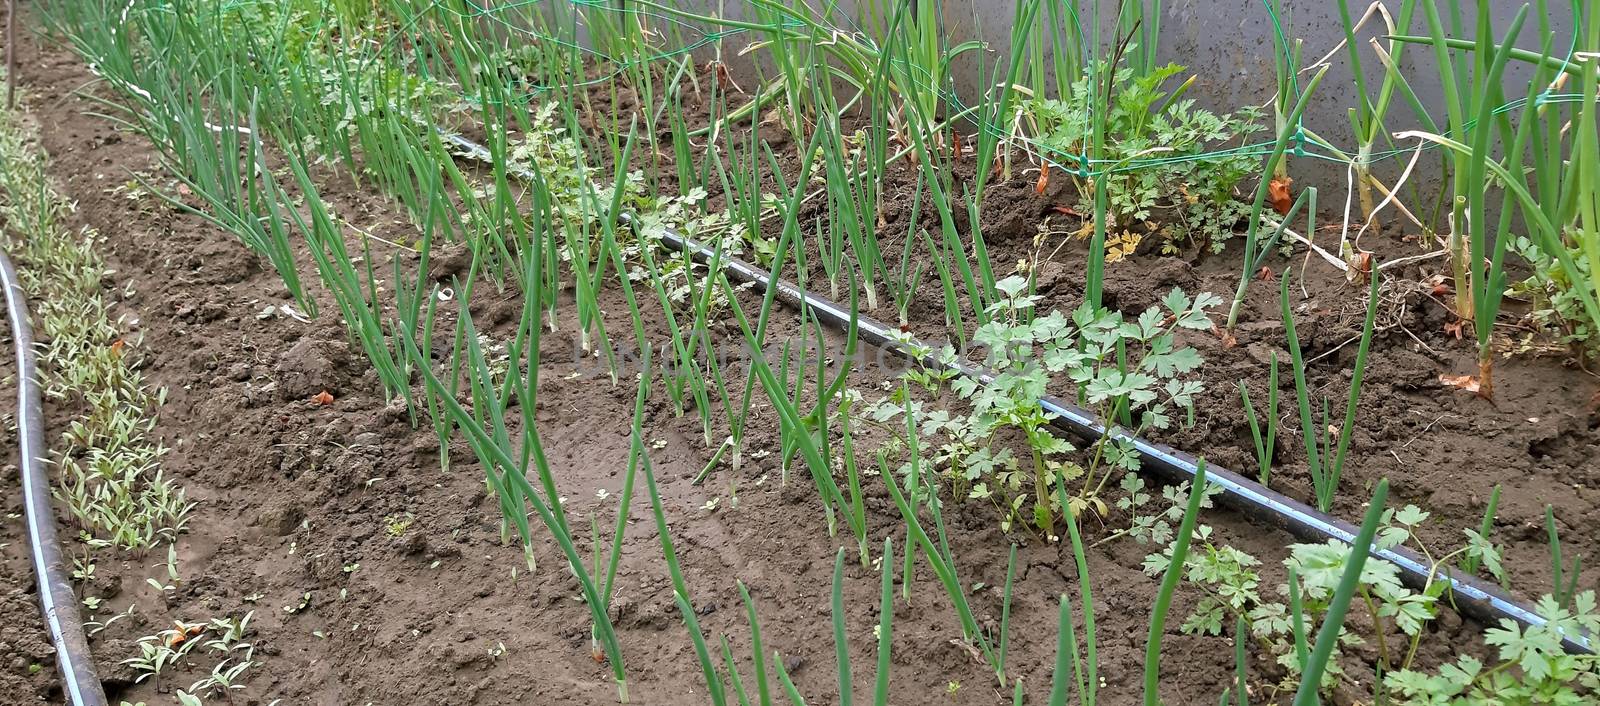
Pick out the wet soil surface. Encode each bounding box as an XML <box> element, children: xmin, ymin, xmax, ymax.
<box><xmin>2</xmin><ymin>14</ymin><xmax>1598</xmax><ymax>706</ymax></box>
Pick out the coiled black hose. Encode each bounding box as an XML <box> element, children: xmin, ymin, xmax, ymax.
<box><xmin>439</xmin><ymin>131</ymin><xmax>1591</xmax><ymax>654</ymax></box>
<box><xmin>2</xmin><ymin>247</ymin><xmax>108</xmax><ymax>705</ymax></box>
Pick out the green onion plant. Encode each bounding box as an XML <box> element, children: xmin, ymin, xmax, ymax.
<box><xmin>1292</xmin><ymin>479</ymin><xmax>1390</xmax><ymax>706</ymax></box>
<box><xmin>1280</xmin><ymin>270</ymin><xmax>1381</xmax><ymax>512</ymax></box>
<box><xmin>1239</xmin><ymin>352</ymin><xmax>1280</xmax><ymax>486</ymax></box>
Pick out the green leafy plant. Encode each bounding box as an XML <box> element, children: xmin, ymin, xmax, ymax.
<box><xmin>1023</xmin><ymin>62</ymin><xmax>1265</xmax><ymax>254</ymax></box>
<box><xmin>1102</xmin><ymin>473</ymin><xmax>1220</xmax><ymax>549</ymax></box>
<box><xmin>865</xmin><ymin>277</ymin><xmax>1218</xmax><ymax>534</ymax></box>
<box><xmin>1151</xmin><ymin>481</ymin><xmax>1534</xmax><ymax>704</ymax></box>
<box><xmin>1510</xmin><ymin>235</ymin><xmax>1599</xmax><ymax>360</ymax></box>
<box><xmin>0</xmin><ymin>87</ymin><xmax>191</xmax><ymax>552</ymax></box>
<box><xmin>1384</xmin><ymin>592</ymin><xmax>1600</xmax><ymax>705</ymax></box>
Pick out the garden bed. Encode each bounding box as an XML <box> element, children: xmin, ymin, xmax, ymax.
<box><xmin>2</xmin><ymin>3</ymin><xmax>1598</xmax><ymax>706</ymax></box>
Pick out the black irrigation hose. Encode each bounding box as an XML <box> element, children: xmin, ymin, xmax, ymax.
<box><xmin>439</xmin><ymin>131</ymin><xmax>1592</xmax><ymax>654</ymax></box>
<box><xmin>2</xmin><ymin>248</ymin><xmax>108</xmax><ymax>706</ymax></box>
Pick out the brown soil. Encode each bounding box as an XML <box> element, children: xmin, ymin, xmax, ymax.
<box><xmin>1</xmin><ymin>11</ymin><xmax>1597</xmax><ymax>706</ymax></box>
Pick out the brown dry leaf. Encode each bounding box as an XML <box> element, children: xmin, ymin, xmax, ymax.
<box><xmin>312</xmin><ymin>390</ymin><xmax>335</xmax><ymax>406</ymax></box>
<box><xmin>1035</xmin><ymin>163</ymin><xmax>1050</xmax><ymax>195</ymax></box>
<box><xmin>1351</xmin><ymin>250</ymin><xmax>1373</xmax><ymax>274</ymax></box>
<box><xmin>1105</xmin><ymin>230</ymin><xmax>1142</xmax><ymax>264</ymax></box>
<box><xmin>708</xmin><ymin>61</ymin><xmax>739</xmax><ymax>92</ymax></box>
<box><xmin>1440</xmin><ymin>374</ymin><xmax>1481</xmax><ymax>394</ymax></box>
<box><xmin>166</xmin><ymin>621</ymin><xmax>204</xmax><ymax>648</ymax></box>
<box><xmin>1267</xmin><ymin>176</ymin><xmax>1293</xmax><ymax>216</ymax></box>
<box><xmin>1344</xmin><ymin>249</ymin><xmax>1374</xmax><ymax>283</ymax></box>
<box><xmin>1443</xmin><ymin>320</ymin><xmax>1467</xmax><ymax>339</ymax></box>
<box><xmin>949</xmin><ymin>639</ymin><xmax>987</xmax><ymax>666</ymax></box>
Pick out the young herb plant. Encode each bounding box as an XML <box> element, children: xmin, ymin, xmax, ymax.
<box><xmin>865</xmin><ymin>276</ymin><xmax>1219</xmax><ymax>534</ymax></box>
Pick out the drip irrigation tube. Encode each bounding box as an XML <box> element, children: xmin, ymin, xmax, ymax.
<box><xmin>1</xmin><ymin>248</ymin><xmax>108</xmax><ymax>706</ymax></box>
<box><xmin>438</xmin><ymin>130</ymin><xmax>1591</xmax><ymax>654</ymax></box>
